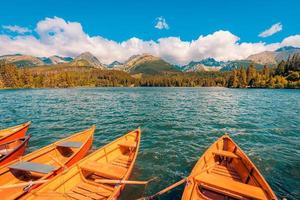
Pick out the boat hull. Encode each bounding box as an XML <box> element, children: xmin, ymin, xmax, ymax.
<box><xmin>182</xmin><ymin>134</ymin><xmax>277</xmax><ymax>200</ymax></box>
<box><xmin>0</xmin><ymin>136</ymin><xmax>30</xmax><ymax>166</ymax></box>
<box><xmin>0</xmin><ymin>122</ymin><xmax>31</xmax><ymax>145</ymax></box>
<box><xmin>23</xmin><ymin>128</ymin><xmax>141</xmax><ymax>200</ymax></box>
<box><xmin>0</xmin><ymin>125</ymin><xmax>95</xmax><ymax>200</ymax></box>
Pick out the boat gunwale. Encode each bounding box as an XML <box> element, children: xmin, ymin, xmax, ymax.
<box><xmin>109</xmin><ymin>127</ymin><xmax>141</xmax><ymax>199</ymax></box>
<box><xmin>3</xmin><ymin>125</ymin><xmax>95</xmax><ymax>168</ymax></box>
<box><xmin>0</xmin><ymin>135</ymin><xmax>30</xmax><ymax>163</ymax></box>
<box><xmin>0</xmin><ymin>121</ymin><xmax>31</xmax><ymax>141</ymax></box>
<box><xmin>24</xmin><ymin>127</ymin><xmax>141</xmax><ymax>199</ymax></box>
<box><xmin>77</xmin><ymin>127</ymin><xmax>140</xmax><ymax>169</ymax></box>
<box><xmin>0</xmin><ymin>125</ymin><xmax>95</xmax><ymax>186</ymax></box>
<box><xmin>184</xmin><ymin>133</ymin><xmax>277</xmax><ymax>200</ymax></box>
<box><xmin>0</xmin><ymin>125</ymin><xmax>95</xmax><ymax>200</ymax></box>
<box><xmin>220</xmin><ymin>134</ymin><xmax>277</xmax><ymax>199</ymax></box>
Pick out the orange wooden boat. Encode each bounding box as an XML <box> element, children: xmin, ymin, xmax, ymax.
<box><xmin>23</xmin><ymin>128</ymin><xmax>141</xmax><ymax>200</ymax></box>
<box><xmin>182</xmin><ymin>134</ymin><xmax>277</xmax><ymax>200</ymax></box>
<box><xmin>0</xmin><ymin>136</ymin><xmax>30</xmax><ymax>166</ymax></box>
<box><xmin>0</xmin><ymin>122</ymin><xmax>31</xmax><ymax>145</ymax></box>
<box><xmin>0</xmin><ymin>125</ymin><xmax>95</xmax><ymax>200</ymax></box>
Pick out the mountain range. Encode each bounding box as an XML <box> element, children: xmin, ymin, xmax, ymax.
<box><xmin>246</xmin><ymin>46</ymin><xmax>300</xmax><ymax>65</ymax></box>
<box><xmin>114</xmin><ymin>54</ymin><xmax>180</xmax><ymax>74</ymax></box>
<box><xmin>0</xmin><ymin>46</ymin><xmax>299</xmax><ymax>75</ymax></box>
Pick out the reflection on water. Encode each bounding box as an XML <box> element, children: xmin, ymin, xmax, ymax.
<box><xmin>0</xmin><ymin>88</ymin><xmax>299</xmax><ymax>199</ymax></box>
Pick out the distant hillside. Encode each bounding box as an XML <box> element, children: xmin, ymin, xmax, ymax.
<box><xmin>1</xmin><ymin>53</ymin><xmax>299</xmax><ymax>88</ymax></box>
<box><xmin>247</xmin><ymin>51</ymin><xmax>277</xmax><ymax>65</ymax></box>
<box><xmin>182</xmin><ymin>58</ymin><xmax>224</xmax><ymax>72</ymax></box>
<box><xmin>0</xmin><ymin>54</ymin><xmax>44</xmax><ymax>67</ymax></box>
<box><xmin>220</xmin><ymin>60</ymin><xmax>265</xmax><ymax>71</ymax></box>
<box><xmin>0</xmin><ymin>54</ymin><xmax>73</xmax><ymax>67</ymax></box>
<box><xmin>108</xmin><ymin>61</ymin><xmax>123</xmax><ymax>68</ymax></box>
<box><xmin>70</xmin><ymin>52</ymin><xmax>106</xmax><ymax>69</ymax></box>
<box><xmin>41</xmin><ymin>56</ymin><xmax>73</xmax><ymax>65</ymax></box>
<box><xmin>116</xmin><ymin>54</ymin><xmax>180</xmax><ymax>75</ymax></box>
<box><xmin>0</xmin><ymin>46</ymin><xmax>299</xmax><ymax>71</ymax></box>
<box><xmin>247</xmin><ymin>46</ymin><xmax>300</xmax><ymax>65</ymax></box>
<box><xmin>182</xmin><ymin>58</ymin><xmax>264</xmax><ymax>72</ymax></box>
<box><xmin>275</xmin><ymin>46</ymin><xmax>300</xmax><ymax>62</ymax></box>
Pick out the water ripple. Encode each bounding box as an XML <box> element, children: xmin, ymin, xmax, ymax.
<box><xmin>0</xmin><ymin>88</ymin><xmax>299</xmax><ymax>199</ymax></box>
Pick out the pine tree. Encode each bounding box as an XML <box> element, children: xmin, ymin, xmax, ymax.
<box><xmin>228</xmin><ymin>70</ymin><xmax>239</xmax><ymax>88</ymax></box>
<box><xmin>275</xmin><ymin>61</ymin><xmax>286</xmax><ymax>75</ymax></box>
<box><xmin>246</xmin><ymin>64</ymin><xmax>257</xmax><ymax>87</ymax></box>
<box><xmin>262</xmin><ymin>65</ymin><xmax>270</xmax><ymax>79</ymax></box>
<box><xmin>239</xmin><ymin>67</ymin><xmax>247</xmax><ymax>88</ymax></box>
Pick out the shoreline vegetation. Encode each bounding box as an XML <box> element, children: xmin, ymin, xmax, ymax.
<box><xmin>0</xmin><ymin>55</ymin><xmax>299</xmax><ymax>89</ymax></box>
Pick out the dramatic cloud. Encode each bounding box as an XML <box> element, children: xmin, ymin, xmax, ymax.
<box><xmin>259</xmin><ymin>22</ymin><xmax>282</xmax><ymax>38</ymax></box>
<box><xmin>2</xmin><ymin>25</ymin><xmax>31</xmax><ymax>34</ymax></box>
<box><xmin>155</xmin><ymin>17</ymin><xmax>169</xmax><ymax>30</ymax></box>
<box><xmin>0</xmin><ymin>17</ymin><xmax>299</xmax><ymax>65</ymax></box>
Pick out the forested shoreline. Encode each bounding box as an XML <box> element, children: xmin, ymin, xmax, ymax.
<box><xmin>0</xmin><ymin>54</ymin><xmax>299</xmax><ymax>89</ymax></box>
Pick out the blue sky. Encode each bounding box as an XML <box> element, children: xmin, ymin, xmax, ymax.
<box><xmin>0</xmin><ymin>0</ymin><xmax>299</xmax><ymax>65</ymax></box>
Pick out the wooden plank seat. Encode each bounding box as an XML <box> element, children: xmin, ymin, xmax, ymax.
<box><xmin>77</xmin><ymin>182</ymin><xmax>113</xmax><ymax>194</ymax></box>
<box><xmin>81</xmin><ymin>161</ymin><xmax>127</xmax><ymax>179</ymax></box>
<box><xmin>66</xmin><ymin>191</ymin><xmax>93</xmax><ymax>200</ymax></box>
<box><xmin>57</xmin><ymin>141</ymin><xmax>83</xmax><ymax>148</ymax></box>
<box><xmin>212</xmin><ymin>150</ymin><xmax>239</xmax><ymax>159</ymax></box>
<box><xmin>71</xmin><ymin>186</ymin><xmax>105</xmax><ymax>199</ymax></box>
<box><xmin>211</xmin><ymin>165</ymin><xmax>241</xmax><ymax>181</ymax></box>
<box><xmin>118</xmin><ymin>140</ymin><xmax>137</xmax><ymax>149</ymax></box>
<box><xmin>9</xmin><ymin>161</ymin><xmax>57</xmax><ymax>174</ymax></box>
<box><xmin>195</xmin><ymin>172</ymin><xmax>267</xmax><ymax>200</ymax></box>
<box><xmin>111</xmin><ymin>155</ymin><xmax>132</xmax><ymax>168</ymax></box>
<box><xmin>70</xmin><ymin>182</ymin><xmax>113</xmax><ymax>200</ymax></box>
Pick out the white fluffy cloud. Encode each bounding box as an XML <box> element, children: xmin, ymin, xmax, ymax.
<box><xmin>155</xmin><ymin>17</ymin><xmax>169</xmax><ymax>30</ymax></box>
<box><xmin>0</xmin><ymin>17</ymin><xmax>299</xmax><ymax>65</ymax></box>
<box><xmin>281</xmin><ymin>35</ymin><xmax>300</xmax><ymax>47</ymax></box>
<box><xmin>2</xmin><ymin>25</ymin><xmax>31</xmax><ymax>34</ymax></box>
<box><xmin>259</xmin><ymin>22</ymin><xmax>283</xmax><ymax>38</ymax></box>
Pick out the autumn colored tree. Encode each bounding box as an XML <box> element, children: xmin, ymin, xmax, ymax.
<box><xmin>227</xmin><ymin>70</ymin><xmax>239</xmax><ymax>88</ymax></box>
<box><xmin>0</xmin><ymin>63</ymin><xmax>20</xmax><ymax>88</ymax></box>
<box><xmin>246</xmin><ymin>64</ymin><xmax>257</xmax><ymax>87</ymax></box>
<box><xmin>239</xmin><ymin>67</ymin><xmax>247</xmax><ymax>88</ymax></box>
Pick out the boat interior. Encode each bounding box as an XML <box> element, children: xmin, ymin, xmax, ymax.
<box><xmin>0</xmin><ymin>137</ymin><xmax>27</xmax><ymax>158</ymax></box>
<box><xmin>0</xmin><ymin>130</ymin><xmax>91</xmax><ymax>186</ymax></box>
<box><xmin>28</xmin><ymin>130</ymin><xmax>139</xmax><ymax>200</ymax></box>
<box><xmin>193</xmin><ymin>135</ymin><xmax>272</xmax><ymax>200</ymax></box>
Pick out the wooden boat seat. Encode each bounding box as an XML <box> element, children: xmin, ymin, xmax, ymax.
<box><xmin>118</xmin><ymin>140</ymin><xmax>137</xmax><ymax>149</ymax></box>
<box><xmin>70</xmin><ymin>182</ymin><xmax>112</xmax><ymax>199</ymax></box>
<box><xmin>212</xmin><ymin>150</ymin><xmax>239</xmax><ymax>159</ymax></box>
<box><xmin>9</xmin><ymin>161</ymin><xmax>57</xmax><ymax>174</ymax></box>
<box><xmin>81</xmin><ymin>161</ymin><xmax>127</xmax><ymax>179</ymax></box>
<box><xmin>111</xmin><ymin>155</ymin><xmax>132</xmax><ymax>168</ymax></box>
<box><xmin>195</xmin><ymin>172</ymin><xmax>267</xmax><ymax>200</ymax></box>
<box><xmin>211</xmin><ymin>165</ymin><xmax>241</xmax><ymax>181</ymax></box>
<box><xmin>57</xmin><ymin>141</ymin><xmax>83</xmax><ymax>148</ymax></box>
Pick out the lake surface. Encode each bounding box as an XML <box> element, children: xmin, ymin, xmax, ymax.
<box><xmin>0</xmin><ymin>88</ymin><xmax>299</xmax><ymax>199</ymax></box>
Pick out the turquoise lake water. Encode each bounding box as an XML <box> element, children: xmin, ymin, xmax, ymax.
<box><xmin>0</xmin><ymin>88</ymin><xmax>299</xmax><ymax>199</ymax></box>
